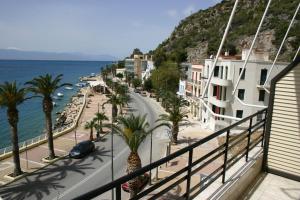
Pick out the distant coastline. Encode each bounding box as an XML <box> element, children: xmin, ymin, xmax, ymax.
<box><xmin>0</xmin><ymin>49</ymin><xmax>118</xmax><ymax>61</ymax></box>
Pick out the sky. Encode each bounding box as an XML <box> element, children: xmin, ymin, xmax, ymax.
<box><xmin>0</xmin><ymin>0</ymin><xmax>221</xmax><ymax>59</ymax></box>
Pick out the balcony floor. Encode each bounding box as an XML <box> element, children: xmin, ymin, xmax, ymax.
<box><xmin>246</xmin><ymin>173</ymin><xmax>300</xmax><ymax>200</ymax></box>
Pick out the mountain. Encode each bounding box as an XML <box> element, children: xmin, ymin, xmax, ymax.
<box><xmin>0</xmin><ymin>49</ymin><xmax>117</xmax><ymax>61</ymax></box>
<box><xmin>153</xmin><ymin>0</ymin><xmax>299</xmax><ymax>65</ymax></box>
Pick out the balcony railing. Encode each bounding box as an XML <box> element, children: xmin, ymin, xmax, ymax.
<box><xmin>74</xmin><ymin>108</ymin><xmax>267</xmax><ymax>200</ymax></box>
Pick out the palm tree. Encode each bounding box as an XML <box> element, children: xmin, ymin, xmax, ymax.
<box><xmin>118</xmin><ymin>94</ymin><xmax>131</xmax><ymax>115</ymax></box>
<box><xmin>84</xmin><ymin>120</ymin><xmax>95</xmax><ymax>141</ymax></box>
<box><xmin>0</xmin><ymin>82</ymin><xmax>28</xmax><ymax>176</ymax></box>
<box><xmin>102</xmin><ymin>94</ymin><xmax>121</xmax><ymax>122</ymax></box>
<box><xmin>158</xmin><ymin>95</ymin><xmax>189</xmax><ymax>144</ymax></box>
<box><xmin>93</xmin><ymin>112</ymin><xmax>108</xmax><ymax>135</ymax></box>
<box><xmin>25</xmin><ymin>74</ymin><xmax>71</xmax><ymax>160</ymax></box>
<box><xmin>112</xmin><ymin>114</ymin><xmax>168</xmax><ymax>197</ymax></box>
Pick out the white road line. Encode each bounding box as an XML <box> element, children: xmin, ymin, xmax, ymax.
<box><xmin>55</xmin><ymin>147</ymin><xmax>129</xmax><ymax>200</ymax></box>
<box><xmin>0</xmin><ymin>162</ymin><xmax>13</xmax><ymax>171</ymax></box>
<box><xmin>40</xmin><ymin>145</ymin><xmax>67</xmax><ymax>153</ymax></box>
<box><xmin>20</xmin><ymin>158</ymin><xmax>45</xmax><ymax>166</ymax></box>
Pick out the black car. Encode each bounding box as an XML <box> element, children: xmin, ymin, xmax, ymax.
<box><xmin>69</xmin><ymin>140</ymin><xmax>95</xmax><ymax>158</ymax></box>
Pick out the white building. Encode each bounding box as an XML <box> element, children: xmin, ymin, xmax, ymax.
<box><xmin>201</xmin><ymin>50</ymin><xmax>287</xmax><ymax>131</ymax></box>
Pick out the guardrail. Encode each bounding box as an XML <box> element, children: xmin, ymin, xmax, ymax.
<box><xmin>74</xmin><ymin>108</ymin><xmax>267</xmax><ymax>200</ymax></box>
<box><xmin>0</xmin><ymin>91</ymin><xmax>87</xmax><ymax>160</ymax></box>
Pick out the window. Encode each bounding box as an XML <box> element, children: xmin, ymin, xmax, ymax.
<box><xmin>220</xmin><ymin>66</ymin><xmax>223</xmax><ymax>79</ymax></box>
<box><xmin>259</xmin><ymin>90</ymin><xmax>265</xmax><ymax>101</ymax></box>
<box><xmin>192</xmin><ymin>72</ymin><xmax>194</xmax><ymax>81</ymax></box>
<box><xmin>214</xmin><ymin>66</ymin><xmax>219</xmax><ymax>77</ymax></box>
<box><xmin>260</xmin><ymin>69</ymin><xmax>268</xmax><ymax>85</ymax></box>
<box><xmin>213</xmin><ymin>85</ymin><xmax>218</xmax><ymax>96</ymax></box>
<box><xmin>239</xmin><ymin>68</ymin><xmax>246</xmax><ymax>80</ymax></box>
<box><xmin>195</xmin><ymin>72</ymin><xmax>198</xmax><ymax>81</ymax></box>
<box><xmin>238</xmin><ymin>89</ymin><xmax>245</xmax><ymax>100</ymax></box>
<box><xmin>225</xmin><ymin>66</ymin><xmax>228</xmax><ymax>80</ymax></box>
<box><xmin>236</xmin><ymin>110</ymin><xmax>243</xmax><ymax>118</ymax></box>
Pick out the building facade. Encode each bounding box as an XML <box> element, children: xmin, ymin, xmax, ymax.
<box><xmin>201</xmin><ymin>51</ymin><xmax>287</xmax><ymax>131</ymax></box>
<box><xmin>177</xmin><ymin>63</ymin><xmax>204</xmax><ymax>119</ymax></box>
<box><xmin>124</xmin><ymin>54</ymin><xmax>153</xmax><ymax>80</ymax></box>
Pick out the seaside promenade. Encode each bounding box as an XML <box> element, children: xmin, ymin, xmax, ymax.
<box><xmin>0</xmin><ymin>81</ymin><xmax>112</xmax><ymax>186</ymax></box>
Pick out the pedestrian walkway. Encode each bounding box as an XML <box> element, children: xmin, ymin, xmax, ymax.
<box><xmin>144</xmin><ymin>118</ymin><xmax>216</xmax><ymax>199</ymax></box>
<box><xmin>0</xmin><ymin>91</ymin><xmax>111</xmax><ymax>186</ymax></box>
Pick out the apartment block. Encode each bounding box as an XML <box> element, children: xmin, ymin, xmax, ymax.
<box><xmin>124</xmin><ymin>54</ymin><xmax>153</xmax><ymax>80</ymax></box>
<box><xmin>201</xmin><ymin>50</ymin><xmax>287</xmax><ymax>131</ymax></box>
<box><xmin>178</xmin><ymin>63</ymin><xmax>204</xmax><ymax>119</ymax></box>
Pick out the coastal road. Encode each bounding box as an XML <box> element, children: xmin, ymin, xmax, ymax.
<box><xmin>0</xmin><ymin>91</ymin><xmax>170</xmax><ymax>200</ymax></box>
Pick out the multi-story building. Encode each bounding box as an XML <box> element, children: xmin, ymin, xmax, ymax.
<box><xmin>124</xmin><ymin>54</ymin><xmax>153</xmax><ymax>80</ymax></box>
<box><xmin>177</xmin><ymin>63</ymin><xmax>204</xmax><ymax>119</ymax></box>
<box><xmin>124</xmin><ymin>58</ymin><xmax>134</xmax><ymax>74</ymax></box>
<box><xmin>201</xmin><ymin>50</ymin><xmax>287</xmax><ymax>131</ymax></box>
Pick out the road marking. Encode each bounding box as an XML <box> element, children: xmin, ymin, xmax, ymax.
<box><xmin>20</xmin><ymin>158</ymin><xmax>45</xmax><ymax>166</ymax></box>
<box><xmin>54</xmin><ymin>147</ymin><xmax>129</xmax><ymax>200</ymax></box>
<box><xmin>0</xmin><ymin>162</ymin><xmax>13</xmax><ymax>171</ymax></box>
<box><xmin>40</xmin><ymin>145</ymin><xmax>67</xmax><ymax>153</ymax></box>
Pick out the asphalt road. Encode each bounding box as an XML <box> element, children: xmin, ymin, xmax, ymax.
<box><xmin>0</xmin><ymin>91</ymin><xmax>170</xmax><ymax>200</ymax></box>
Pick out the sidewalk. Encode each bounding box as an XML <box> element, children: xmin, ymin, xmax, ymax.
<box><xmin>146</xmin><ymin>118</ymin><xmax>218</xmax><ymax>199</ymax></box>
<box><xmin>0</xmin><ymin>91</ymin><xmax>111</xmax><ymax>186</ymax></box>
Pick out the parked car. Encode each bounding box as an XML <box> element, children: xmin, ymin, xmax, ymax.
<box><xmin>150</xmin><ymin>93</ymin><xmax>156</xmax><ymax>98</ymax></box>
<box><xmin>141</xmin><ymin>91</ymin><xmax>147</xmax><ymax>97</ymax></box>
<box><xmin>122</xmin><ymin>173</ymin><xmax>149</xmax><ymax>192</ymax></box>
<box><xmin>69</xmin><ymin>140</ymin><xmax>95</xmax><ymax>158</ymax></box>
<box><xmin>134</xmin><ymin>88</ymin><xmax>141</xmax><ymax>93</ymax></box>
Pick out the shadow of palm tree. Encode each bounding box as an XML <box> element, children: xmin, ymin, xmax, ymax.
<box><xmin>0</xmin><ymin>147</ymin><xmax>111</xmax><ymax>200</ymax></box>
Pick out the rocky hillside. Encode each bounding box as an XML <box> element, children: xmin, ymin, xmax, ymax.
<box><xmin>153</xmin><ymin>0</ymin><xmax>299</xmax><ymax>65</ymax></box>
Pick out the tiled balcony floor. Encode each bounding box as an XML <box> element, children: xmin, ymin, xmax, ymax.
<box><xmin>246</xmin><ymin>173</ymin><xmax>300</xmax><ymax>200</ymax></box>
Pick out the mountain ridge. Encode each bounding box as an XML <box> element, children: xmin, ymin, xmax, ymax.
<box><xmin>153</xmin><ymin>0</ymin><xmax>299</xmax><ymax>65</ymax></box>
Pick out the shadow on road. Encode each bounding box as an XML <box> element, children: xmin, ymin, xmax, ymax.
<box><xmin>0</xmin><ymin>147</ymin><xmax>111</xmax><ymax>200</ymax></box>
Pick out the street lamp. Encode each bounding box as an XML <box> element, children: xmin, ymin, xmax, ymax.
<box><xmin>111</xmin><ymin>77</ymin><xmax>117</xmax><ymax>200</ymax></box>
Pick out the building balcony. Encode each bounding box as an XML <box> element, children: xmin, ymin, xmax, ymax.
<box><xmin>209</xmin><ymin>96</ymin><xmax>229</xmax><ymax>108</ymax></box>
<box><xmin>211</xmin><ymin>77</ymin><xmax>232</xmax><ymax>86</ymax></box>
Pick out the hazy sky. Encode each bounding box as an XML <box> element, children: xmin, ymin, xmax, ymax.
<box><xmin>0</xmin><ymin>0</ymin><xmax>220</xmax><ymax>58</ymax></box>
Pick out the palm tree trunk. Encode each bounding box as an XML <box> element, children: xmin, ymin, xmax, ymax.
<box><xmin>172</xmin><ymin>122</ymin><xmax>179</xmax><ymax>144</ymax></box>
<box><xmin>7</xmin><ymin>109</ymin><xmax>22</xmax><ymax>177</ymax></box>
<box><xmin>100</xmin><ymin>121</ymin><xmax>103</xmax><ymax>133</ymax></box>
<box><xmin>44</xmin><ymin>99</ymin><xmax>55</xmax><ymax>160</ymax></box>
<box><xmin>127</xmin><ymin>151</ymin><xmax>142</xmax><ymax>198</ymax></box>
<box><xmin>112</xmin><ymin>105</ymin><xmax>118</xmax><ymax>122</ymax></box>
<box><xmin>90</xmin><ymin>128</ymin><xmax>93</xmax><ymax>141</ymax></box>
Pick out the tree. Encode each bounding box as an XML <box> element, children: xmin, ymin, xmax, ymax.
<box><xmin>130</xmin><ymin>48</ymin><xmax>143</xmax><ymax>58</ymax></box>
<box><xmin>84</xmin><ymin>120</ymin><xmax>95</xmax><ymax>141</ymax></box>
<box><xmin>0</xmin><ymin>82</ymin><xmax>28</xmax><ymax>176</ymax></box>
<box><xmin>132</xmin><ymin>78</ymin><xmax>142</xmax><ymax>89</ymax></box>
<box><xmin>158</xmin><ymin>95</ymin><xmax>189</xmax><ymax>144</ymax></box>
<box><xmin>143</xmin><ymin>78</ymin><xmax>153</xmax><ymax>92</ymax></box>
<box><xmin>116</xmin><ymin>73</ymin><xmax>124</xmax><ymax>80</ymax></box>
<box><xmin>93</xmin><ymin>112</ymin><xmax>108</xmax><ymax>135</ymax></box>
<box><xmin>112</xmin><ymin>114</ymin><xmax>168</xmax><ymax>197</ymax></box>
<box><xmin>118</xmin><ymin>94</ymin><xmax>131</xmax><ymax>115</ymax></box>
<box><xmin>102</xmin><ymin>94</ymin><xmax>121</xmax><ymax>122</ymax></box>
<box><xmin>26</xmin><ymin>74</ymin><xmax>71</xmax><ymax>160</ymax></box>
<box><xmin>150</xmin><ymin>61</ymin><xmax>180</xmax><ymax>93</ymax></box>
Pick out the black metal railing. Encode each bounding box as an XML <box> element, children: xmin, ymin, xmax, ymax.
<box><xmin>74</xmin><ymin>108</ymin><xmax>267</xmax><ymax>200</ymax></box>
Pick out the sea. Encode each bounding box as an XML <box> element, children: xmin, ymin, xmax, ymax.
<box><xmin>0</xmin><ymin>60</ymin><xmax>111</xmax><ymax>149</ymax></box>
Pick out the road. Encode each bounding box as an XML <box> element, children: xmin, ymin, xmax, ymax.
<box><xmin>0</xmin><ymin>91</ymin><xmax>170</xmax><ymax>200</ymax></box>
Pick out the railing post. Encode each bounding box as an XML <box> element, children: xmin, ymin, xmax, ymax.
<box><xmin>222</xmin><ymin>130</ymin><xmax>230</xmax><ymax>184</ymax></box>
<box><xmin>116</xmin><ymin>185</ymin><xmax>121</xmax><ymax>200</ymax></box>
<box><xmin>185</xmin><ymin>149</ymin><xmax>193</xmax><ymax>199</ymax></box>
<box><xmin>246</xmin><ymin>117</ymin><xmax>253</xmax><ymax>162</ymax></box>
<box><xmin>261</xmin><ymin>110</ymin><xmax>268</xmax><ymax>147</ymax></box>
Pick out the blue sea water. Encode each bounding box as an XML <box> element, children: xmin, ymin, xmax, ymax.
<box><xmin>0</xmin><ymin>60</ymin><xmax>111</xmax><ymax>149</ymax></box>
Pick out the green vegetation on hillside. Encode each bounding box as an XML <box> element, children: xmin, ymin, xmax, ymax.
<box><xmin>153</xmin><ymin>0</ymin><xmax>299</xmax><ymax>64</ymax></box>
